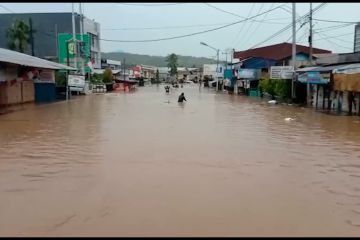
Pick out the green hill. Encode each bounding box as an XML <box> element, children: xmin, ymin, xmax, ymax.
<box><xmin>101</xmin><ymin>52</ymin><xmax>218</xmax><ymax>68</ymax></box>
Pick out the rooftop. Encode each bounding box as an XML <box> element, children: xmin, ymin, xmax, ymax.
<box><xmin>234</xmin><ymin>42</ymin><xmax>331</xmax><ymax>61</ymax></box>
<box><xmin>0</xmin><ymin>48</ymin><xmax>75</xmax><ymax>70</ymax></box>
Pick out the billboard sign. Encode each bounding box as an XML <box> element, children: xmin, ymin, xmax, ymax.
<box><xmin>297</xmin><ymin>71</ymin><xmax>328</xmax><ymax>84</ymax></box>
<box><xmin>68</xmin><ymin>74</ymin><xmax>85</xmax><ymax>91</ymax></box>
<box><xmin>58</xmin><ymin>33</ymin><xmax>91</xmax><ymax>73</ymax></box>
<box><xmin>270</xmin><ymin>66</ymin><xmax>294</xmax><ymax>79</ymax></box>
<box><xmin>238</xmin><ymin>69</ymin><xmax>260</xmax><ymax>79</ymax></box>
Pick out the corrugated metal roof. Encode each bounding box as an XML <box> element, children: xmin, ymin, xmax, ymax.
<box><xmin>0</xmin><ymin>48</ymin><xmax>76</xmax><ymax>70</ymax></box>
<box><xmin>333</xmin><ymin>63</ymin><xmax>360</xmax><ymax>74</ymax></box>
<box><xmin>296</xmin><ymin>64</ymin><xmax>350</xmax><ymax>73</ymax></box>
<box><xmin>234</xmin><ymin>42</ymin><xmax>331</xmax><ymax>61</ymax></box>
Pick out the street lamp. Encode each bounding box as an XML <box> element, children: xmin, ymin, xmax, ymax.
<box><xmin>200</xmin><ymin>41</ymin><xmax>220</xmax><ymax>91</ymax></box>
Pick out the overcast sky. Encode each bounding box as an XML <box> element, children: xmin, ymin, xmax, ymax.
<box><xmin>0</xmin><ymin>2</ymin><xmax>359</xmax><ymax>59</ymax></box>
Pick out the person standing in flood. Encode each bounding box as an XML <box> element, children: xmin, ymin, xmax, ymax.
<box><xmin>178</xmin><ymin>92</ymin><xmax>187</xmax><ymax>103</ymax></box>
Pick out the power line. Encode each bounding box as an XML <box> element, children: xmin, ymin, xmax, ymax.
<box><xmin>203</xmin><ymin>3</ymin><xmax>290</xmax><ymax>24</ymax></box>
<box><xmin>99</xmin><ymin>4</ymin><xmax>285</xmax><ymax>43</ymax></box>
<box><xmin>241</xmin><ymin>3</ymin><xmax>275</xmax><ymax>47</ymax></box>
<box><xmin>317</xmin><ymin>31</ymin><xmax>353</xmax><ymax>51</ymax></box>
<box><xmin>315</xmin><ymin>31</ymin><xmax>354</xmax><ymax>44</ymax></box>
<box><xmin>117</xmin><ymin>3</ymin><xmax>185</xmax><ymax>7</ymax></box>
<box><xmin>314</xmin><ymin>22</ymin><xmax>354</xmax><ymax>32</ymax></box>
<box><xmin>237</xmin><ymin>3</ymin><xmax>265</xmax><ymax>48</ymax></box>
<box><xmin>0</xmin><ymin>4</ymin><xmax>15</xmax><ymax>13</ymax></box>
<box><xmin>230</xmin><ymin>3</ymin><xmax>256</xmax><ymax>46</ymax></box>
<box><xmin>313</xmin><ymin>18</ymin><xmax>359</xmax><ymax>24</ymax></box>
<box><xmin>248</xmin><ymin>3</ymin><xmax>327</xmax><ymax>50</ymax></box>
<box><xmin>102</xmin><ymin>22</ymin><xmax>234</xmax><ymax>31</ymax></box>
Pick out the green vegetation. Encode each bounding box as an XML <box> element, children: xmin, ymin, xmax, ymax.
<box><xmin>55</xmin><ymin>71</ymin><xmax>67</xmax><ymax>87</ymax></box>
<box><xmin>259</xmin><ymin>78</ymin><xmax>292</xmax><ymax>100</ymax></box>
<box><xmin>102</xmin><ymin>68</ymin><xmax>113</xmax><ymax>84</ymax></box>
<box><xmin>166</xmin><ymin>53</ymin><xmax>178</xmax><ymax>77</ymax></box>
<box><xmin>6</xmin><ymin>19</ymin><xmax>31</xmax><ymax>53</ymax></box>
<box><xmin>90</xmin><ymin>73</ymin><xmax>103</xmax><ymax>84</ymax></box>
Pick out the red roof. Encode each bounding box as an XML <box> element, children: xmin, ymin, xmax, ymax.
<box><xmin>234</xmin><ymin>42</ymin><xmax>331</xmax><ymax>61</ymax></box>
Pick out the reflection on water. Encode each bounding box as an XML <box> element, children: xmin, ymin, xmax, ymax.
<box><xmin>0</xmin><ymin>85</ymin><xmax>360</xmax><ymax>236</ymax></box>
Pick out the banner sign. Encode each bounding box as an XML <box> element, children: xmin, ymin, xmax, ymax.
<box><xmin>297</xmin><ymin>71</ymin><xmax>328</xmax><ymax>84</ymax></box>
<box><xmin>270</xmin><ymin>66</ymin><xmax>294</xmax><ymax>79</ymax></box>
<box><xmin>238</xmin><ymin>69</ymin><xmax>260</xmax><ymax>79</ymax></box>
<box><xmin>58</xmin><ymin>33</ymin><xmax>91</xmax><ymax>73</ymax></box>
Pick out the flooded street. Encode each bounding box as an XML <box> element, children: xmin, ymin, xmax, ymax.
<box><xmin>1</xmin><ymin>85</ymin><xmax>360</xmax><ymax>236</ymax></box>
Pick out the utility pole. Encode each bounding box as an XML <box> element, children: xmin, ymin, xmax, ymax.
<box><xmin>79</xmin><ymin>3</ymin><xmax>85</xmax><ymax>76</ymax></box>
<box><xmin>291</xmin><ymin>2</ymin><xmax>296</xmax><ymax>99</ymax></box>
<box><xmin>71</xmin><ymin>3</ymin><xmax>77</xmax><ymax>71</ymax></box>
<box><xmin>216</xmin><ymin>49</ymin><xmax>219</xmax><ymax>92</ymax></box>
<box><xmin>309</xmin><ymin>2</ymin><xmax>313</xmax><ymax>66</ymax></box>
<box><xmin>123</xmin><ymin>58</ymin><xmax>126</xmax><ymax>82</ymax></box>
<box><xmin>55</xmin><ymin>24</ymin><xmax>58</xmax><ymax>61</ymax></box>
<box><xmin>29</xmin><ymin>18</ymin><xmax>34</xmax><ymax>56</ymax></box>
<box><xmin>307</xmin><ymin>2</ymin><xmax>313</xmax><ymax>106</ymax></box>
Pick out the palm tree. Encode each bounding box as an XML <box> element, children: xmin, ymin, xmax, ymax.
<box><xmin>6</xmin><ymin>19</ymin><xmax>31</xmax><ymax>53</ymax></box>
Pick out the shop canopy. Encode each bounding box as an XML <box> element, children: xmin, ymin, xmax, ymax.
<box><xmin>333</xmin><ymin>63</ymin><xmax>360</xmax><ymax>92</ymax></box>
<box><xmin>0</xmin><ymin>48</ymin><xmax>76</xmax><ymax>71</ymax></box>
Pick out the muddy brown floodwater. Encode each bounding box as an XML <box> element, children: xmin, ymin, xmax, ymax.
<box><xmin>1</xmin><ymin>85</ymin><xmax>360</xmax><ymax>236</ymax></box>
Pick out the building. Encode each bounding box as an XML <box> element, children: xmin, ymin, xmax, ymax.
<box><xmin>234</xmin><ymin>42</ymin><xmax>331</xmax><ymax>68</ymax></box>
<box><xmin>0</xmin><ymin>47</ymin><xmax>75</xmax><ymax>109</ymax></box>
<box><xmin>202</xmin><ymin>64</ymin><xmax>225</xmax><ymax>79</ymax></box>
<box><xmin>0</xmin><ymin>12</ymin><xmax>101</xmax><ymax>69</ymax></box>
<box><xmin>101</xmin><ymin>59</ymin><xmax>121</xmax><ymax>70</ymax></box>
<box><xmin>315</xmin><ymin>52</ymin><xmax>360</xmax><ymax>66</ymax></box>
<box><xmin>354</xmin><ymin>23</ymin><xmax>360</xmax><ymax>52</ymax></box>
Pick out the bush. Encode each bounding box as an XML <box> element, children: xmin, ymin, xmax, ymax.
<box><xmin>90</xmin><ymin>73</ymin><xmax>103</xmax><ymax>84</ymax></box>
<box><xmin>55</xmin><ymin>71</ymin><xmax>67</xmax><ymax>86</ymax></box>
<box><xmin>259</xmin><ymin>78</ymin><xmax>276</xmax><ymax>98</ymax></box>
<box><xmin>102</xmin><ymin>68</ymin><xmax>113</xmax><ymax>84</ymax></box>
<box><xmin>274</xmin><ymin>79</ymin><xmax>291</xmax><ymax>100</ymax></box>
<box><xmin>259</xmin><ymin>78</ymin><xmax>292</xmax><ymax>100</ymax></box>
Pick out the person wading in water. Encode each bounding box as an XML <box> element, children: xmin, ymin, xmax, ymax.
<box><xmin>178</xmin><ymin>92</ymin><xmax>187</xmax><ymax>103</ymax></box>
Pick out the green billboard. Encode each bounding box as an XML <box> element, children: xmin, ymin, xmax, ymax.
<box><xmin>58</xmin><ymin>33</ymin><xmax>91</xmax><ymax>73</ymax></box>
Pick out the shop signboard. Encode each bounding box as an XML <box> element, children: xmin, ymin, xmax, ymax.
<box><xmin>270</xmin><ymin>66</ymin><xmax>294</xmax><ymax>79</ymax></box>
<box><xmin>58</xmin><ymin>33</ymin><xmax>91</xmax><ymax>73</ymax></box>
<box><xmin>297</xmin><ymin>71</ymin><xmax>328</xmax><ymax>84</ymax></box>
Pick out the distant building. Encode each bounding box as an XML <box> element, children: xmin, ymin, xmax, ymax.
<box><xmin>0</xmin><ymin>13</ymin><xmax>101</xmax><ymax>69</ymax></box>
<box><xmin>202</xmin><ymin>64</ymin><xmax>225</xmax><ymax>79</ymax></box>
<box><xmin>354</xmin><ymin>23</ymin><xmax>360</xmax><ymax>52</ymax></box>
<box><xmin>101</xmin><ymin>59</ymin><xmax>121</xmax><ymax>70</ymax></box>
<box><xmin>234</xmin><ymin>42</ymin><xmax>331</xmax><ymax>68</ymax></box>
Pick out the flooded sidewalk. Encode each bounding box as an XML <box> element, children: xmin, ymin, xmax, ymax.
<box><xmin>1</xmin><ymin>85</ymin><xmax>360</xmax><ymax>236</ymax></box>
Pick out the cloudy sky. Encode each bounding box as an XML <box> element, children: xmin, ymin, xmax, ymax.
<box><xmin>0</xmin><ymin>2</ymin><xmax>358</xmax><ymax>59</ymax></box>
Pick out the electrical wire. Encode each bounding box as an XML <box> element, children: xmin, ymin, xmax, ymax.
<box><xmin>240</xmin><ymin>3</ymin><xmax>272</xmax><ymax>48</ymax></box>
<box><xmin>317</xmin><ymin>31</ymin><xmax>353</xmax><ymax>51</ymax></box>
<box><xmin>102</xmin><ymin>22</ymin><xmax>234</xmax><ymax>31</ymax></box>
<box><xmin>314</xmin><ymin>22</ymin><xmax>354</xmax><ymax>32</ymax></box>
<box><xmin>0</xmin><ymin>4</ymin><xmax>15</xmax><ymax>13</ymax></box>
<box><xmin>236</xmin><ymin>3</ymin><xmax>264</xmax><ymax>48</ymax></box>
<box><xmin>248</xmin><ymin>3</ymin><xmax>327</xmax><ymax>50</ymax></box>
<box><xmin>203</xmin><ymin>3</ymin><xmax>290</xmax><ymax>24</ymax></box>
<box><xmin>313</xmin><ymin>18</ymin><xmax>359</xmax><ymax>24</ymax></box>
<box><xmin>117</xmin><ymin>3</ymin><xmax>185</xmax><ymax>7</ymax></box>
<box><xmin>99</xmin><ymin>4</ymin><xmax>285</xmax><ymax>43</ymax></box>
<box><xmin>230</xmin><ymin>3</ymin><xmax>256</xmax><ymax>47</ymax></box>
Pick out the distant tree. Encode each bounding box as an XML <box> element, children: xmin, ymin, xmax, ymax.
<box><xmin>155</xmin><ymin>69</ymin><xmax>160</xmax><ymax>83</ymax></box>
<box><xmin>103</xmin><ymin>68</ymin><xmax>113</xmax><ymax>84</ymax></box>
<box><xmin>166</xmin><ymin>53</ymin><xmax>178</xmax><ymax>77</ymax></box>
<box><xmin>6</xmin><ymin>19</ymin><xmax>31</xmax><ymax>53</ymax></box>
